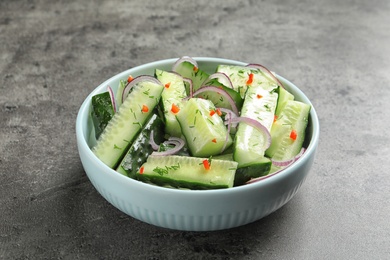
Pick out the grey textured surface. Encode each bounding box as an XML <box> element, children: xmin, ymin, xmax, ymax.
<box><xmin>1</xmin><ymin>0</ymin><xmax>390</xmax><ymax>259</ymax></box>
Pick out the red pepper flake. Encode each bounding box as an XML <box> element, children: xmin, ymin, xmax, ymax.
<box><xmin>211</xmin><ymin>138</ymin><xmax>217</xmax><ymax>143</ymax></box>
<box><xmin>141</xmin><ymin>104</ymin><xmax>149</xmax><ymax>113</ymax></box>
<box><xmin>202</xmin><ymin>159</ymin><xmax>210</xmax><ymax>170</ymax></box>
<box><xmin>257</xmin><ymin>94</ymin><xmax>263</xmax><ymax>99</ymax></box>
<box><xmin>216</xmin><ymin>108</ymin><xmax>222</xmax><ymax>116</ymax></box>
<box><xmin>246</xmin><ymin>73</ymin><xmax>254</xmax><ymax>85</ymax></box>
<box><xmin>193</xmin><ymin>66</ymin><xmax>198</xmax><ymax>72</ymax></box>
<box><xmin>290</xmin><ymin>129</ymin><xmax>297</xmax><ymax>141</ymax></box>
<box><xmin>127</xmin><ymin>75</ymin><xmax>134</xmax><ymax>83</ymax></box>
<box><xmin>139</xmin><ymin>166</ymin><xmax>144</xmax><ymax>174</ymax></box>
<box><xmin>273</xmin><ymin>115</ymin><xmax>278</xmax><ymax>122</ymax></box>
<box><xmin>165</xmin><ymin>82</ymin><xmax>171</xmax><ymax>89</ymax></box>
<box><xmin>171</xmin><ymin>103</ymin><xmax>180</xmax><ymax>114</ymax></box>
<box><xmin>209</xmin><ymin>110</ymin><xmax>216</xmax><ymax>116</ymax></box>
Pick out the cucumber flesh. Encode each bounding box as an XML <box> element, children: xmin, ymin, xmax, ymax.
<box><xmin>137</xmin><ymin>155</ymin><xmax>238</xmax><ymax>189</ymax></box>
<box><xmin>217</xmin><ymin>65</ymin><xmax>278</xmax><ymax>98</ymax></box>
<box><xmin>90</xmin><ymin>91</ymin><xmax>115</xmax><ymax>139</ymax></box>
<box><xmin>173</xmin><ymin>61</ymin><xmax>209</xmax><ymax>93</ymax></box>
<box><xmin>115</xmin><ymin>79</ymin><xmax>127</xmax><ymax>108</ymax></box>
<box><xmin>199</xmin><ymin>78</ymin><xmax>244</xmax><ymax>111</ymax></box>
<box><xmin>155</xmin><ymin>69</ymin><xmax>187</xmax><ymax>137</ymax></box>
<box><xmin>213</xmin><ymin>153</ymin><xmax>271</xmax><ymax>186</ymax></box>
<box><xmin>116</xmin><ymin>114</ymin><xmax>164</xmax><ymax>178</ymax></box>
<box><xmin>234</xmin><ymin>84</ymin><xmax>278</xmax><ymax>166</ymax></box>
<box><xmin>266</xmin><ymin>100</ymin><xmax>311</xmax><ymax>160</ymax></box>
<box><xmin>92</xmin><ymin>81</ymin><xmax>164</xmax><ymax>168</ymax></box>
<box><xmin>176</xmin><ymin>98</ymin><xmax>233</xmax><ymax>157</ymax></box>
<box><xmin>275</xmin><ymin>86</ymin><xmax>294</xmax><ymax>116</ymax></box>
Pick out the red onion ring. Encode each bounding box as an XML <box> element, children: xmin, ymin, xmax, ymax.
<box><xmin>172</xmin><ymin>56</ymin><xmax>199</xmax><ymax>72</ymax></box>
<box><xmin>247</xmin><ymin>148</ymin><xmax>307</xmax><ymax>184</ymax></box>
<box><xmin>203</xmin><ymin>72</ymin><xmax>234</xmax><ymax>90</ymax></box>
<box><xmin>151</xmin><ymin>136</ymin><xmax>186</xmax><ymax>156</ymax></box>
<box><xmin>149</xmin><ymin>130</ymin><xmax>160</xmax><ymax>151</ymax></box>
<box><xmin>107</xmin><ymin>85</ymin><xmax>117</xmax><ymax>113</ymax></box>
<box><xmin>189</xmin><ymin>86</ymin><xmax>239</xmax><ymax>116</ymax></box>
<box><xmin>122</xmin><ymin>75</ymin><xmax>163</xmax><ymax>104</ymax></box>
<box><xmin>246</xmin><ymin>63</ymin><xmax>285</xmax><ymax>89</ymax></box>
<box><xmin>230</xmin><ymin>116</ymin><xmax>271</xmax><ymax>150</ymax></box>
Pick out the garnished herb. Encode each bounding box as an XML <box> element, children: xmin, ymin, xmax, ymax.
<box><xmin>153</xmin><ymin>164</ymin><xmax>180</xmax><ymax>176</ymax></box>
<box><xmin>113</xmin><ymin>144</ymin><xmax>122</xmax><ymax>150</ymax></box>
<box><xmin>143</xmin><ymin>89</ymin><xmax>150</xmax><ymax>95</ymax></box>
<box><xmin>133</xmin><ymin>122</ymin><xmax>142</xmax><ymax>128</ymax></box>
<box><xmin>207</xmin><ymin>118</ymin><xmax>215</xmax><ymax>125</ymax></box>
<box><xmin>264</xmin><ymin>104</ymin><xmax>271</xmax><ymax>111</ymax></box>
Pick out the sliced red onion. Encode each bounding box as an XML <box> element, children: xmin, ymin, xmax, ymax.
<box><xmin>271</xmin><ymin>147</ymin><xmax>306</xmax><ymax>167</ymax></box>
<box><xmin>190</xmin><ymin>86</ymin><xmax>239</xmax><ymax>115</ymax></box>
<box><xmin>203</xmin><ymin>72</ymin><xmax>234</xmax><ymax>90</ymax></box>
<box><xmin>246</xmin><ymin>63</ymin><xmax>285</xmax><ymax>89</ymax></box>
<box><xmin>107</xmin><ymin>85</ymin><xmax>117</xmax><ymax>112</ymax></box>
<box><xmin>172</xmin><ymin>56</ymin><xmax>198</xmax><ymax>72</ymax></box>
<box><xmin>247</xmin><ymin>148</ymin><xmax>307</xmax><ymax>184</ymax></box>
<box><xmin>122</xmin><ymin>75</ymin><xmax>163</xmax><ymax>104</ymax></box>
<box><xmin>149</xmin><ymin>130</ymin><xmax>160</xmax><ymax>151</ymax></box>
<box><xmin>151</xmin><ymin>136</ymin><xmax>185</xmax><ymax>156</ymax></box>
<box><xmin>229</xmin><ymin>116</ymin><xmax>271</xmax><ymax>150</ymax></box>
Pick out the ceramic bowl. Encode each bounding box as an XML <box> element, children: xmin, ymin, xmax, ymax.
<box><xmin>76</xmin><ymin>57</ymin><xmax>319</xmax><ymax>231</ymax></box>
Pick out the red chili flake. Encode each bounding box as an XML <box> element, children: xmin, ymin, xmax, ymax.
<box><xmin>165</xmin><ymin>82</ymin><xmax>171</xmax><ymax>89</ymax></box>
<box><xmin>290</xmin><ymin>129</ymin><xmax>297</xmax><ymax>141</ymax></box>
<box><xmin>274</xmin><ymin>115</ymin><xmax>278</xmax><ymax>122</ymax></box>
<box><xmin>211</xmin><ymin>138</ymin><xmax>217</xmax><ymax>143</ymax></box>
<box><xmin>216</xmin><ymin>108</ymin><xmax>222</xmax><ymax>116</ymax></box>
<box><xmin>141</xmin><ymin>104</ymin><xmax>149</xmax><ymax>113</ymax></box>
<box><xmin>209</xmin><ymin>110</ymin><xmax>216</xmax><ymax>116</ymax></box>
<box><xmin>193</xmin><ymin>66</ymin><xmax>198</xmax><ymax>72</ymax></box>
<box><xmin>246</xmin><ymin>73</ymin><xmax>254</xmax><ymax>85</ymax></box>
<box><xmin>257</xmin><ymin>94</ymin><xmax>263</xmax><ymax>99</ymax></box>
<box><xmin>202</xmin><ymin>159</ymin><xmax>210</xmax><ymax>170</ymax></box>
<box><xmin>127</xmin><ymin>75</ymin><xmax>134</xmax><ymax>83</ymax></box>
<box><xmin>171</xmin><ymin>103</ymin><xmax>180</xmax><ymax>114</ymax></box>
<box><xmin>139</xmin><ymin>166</ymin><xmax>144</xmax><ymax>174</ymax></box>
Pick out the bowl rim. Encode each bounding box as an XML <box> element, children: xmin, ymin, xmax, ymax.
<box><xmin>76</xmin><ymin>57</ymin><xmax>320</xmax><ymax>195</ymax></box>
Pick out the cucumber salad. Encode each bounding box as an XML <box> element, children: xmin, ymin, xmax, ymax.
<box><xmin>90</xmin><ymin>56</ymin><xmax>311</xmax><ymax>190</ymax></box>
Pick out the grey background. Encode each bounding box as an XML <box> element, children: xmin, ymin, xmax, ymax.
<box><xmin>1</xmin><ymin>0</ymin><xmax>389</xmax><ymax>259</ymax></box>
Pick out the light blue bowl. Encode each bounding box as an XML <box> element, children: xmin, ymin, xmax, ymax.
<box><xmin>76</xmin><ymin>57</ymin><xmax>319</xmax><ymax>231</ymax></box>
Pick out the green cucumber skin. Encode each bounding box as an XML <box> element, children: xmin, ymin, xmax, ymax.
<box><xmin>115</xmin><ymin>79</ymin><xmax>127</xmax><ymax>107</ymax></box>
<box><xmin>234</xmin><ymin>158</ymin><xmax>272</xmax><ymax>186</ymax></box>
<box><xmin>91</xmin><ymin>91</ymin><xmax>115</xmax><ymax>139</ymax></box>
<box><xmin>137</xmin><ymin>155</ymin><xmax>238</xmax><ymax>189</ymax></box>
<box><xmin>176</xmin><ymin>98</ymin><xmax>233</xmax><ymax>157</ymax></box>
<box><xmin>173</xmin><ymin>61</ymin><xmax>209</xmax><ymax>93</ymax></box>
<box><xmin>116</xmin><ymin>114</ymin><xmax>164</xmax><ymax>178</ymax></box>
<box><xmin>155</xmin><ymin>69</ymin><xmax>187</xmax><ymax>137</ymax></box>
<box><xmin>92</xmin><ymin>81</ymin><xmax>164</xmax><ymax>169</ymax></box>
<box><xmin>266</xmin><ymin>100</ymin><xmax>311</xmax><ymax>160</ymax></box>
<box><xmin>212</xmin><ymin>153</ymin><xmax>271</xmax><ymax>186</ymax></box>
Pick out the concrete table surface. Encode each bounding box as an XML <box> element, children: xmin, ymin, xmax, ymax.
<box><xmin>1</xmin><ymin>0</ymin><xmax>389</xmax><ymax>259</ymax></box>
